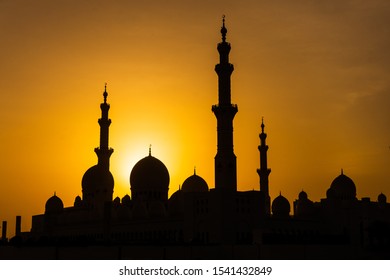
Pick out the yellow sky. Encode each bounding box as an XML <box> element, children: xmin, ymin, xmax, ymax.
<box><xmin>1</xmin><ymin>0</ymin><xmax>390</xmax><ymax>233</ymax></box>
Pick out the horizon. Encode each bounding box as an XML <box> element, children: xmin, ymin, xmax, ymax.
<box><xmin>1</xmin><ymin>0</ymin><xmax>390</xmax><ymax>234</ymax></box>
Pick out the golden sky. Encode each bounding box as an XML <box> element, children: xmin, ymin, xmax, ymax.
<box><xmin>1</xmin><ymin>0</ymin><xmax>390</xmax><ymax>233</ymax></box>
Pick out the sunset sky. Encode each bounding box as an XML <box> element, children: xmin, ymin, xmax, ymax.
<box><xmin>1</xmin><ymin>0</ymin><xmax>390</xmax><ymax>233</ymax></box>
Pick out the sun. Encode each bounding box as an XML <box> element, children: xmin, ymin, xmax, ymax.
<box><xmin>111</xmin><ymin>144</ymin><xmax>147</xmax><ymax>195</ymax></box>
<box><xmin>110</xmin><ymin>134</ymin><xmax>176</xmax><ymax>194</ymax></box>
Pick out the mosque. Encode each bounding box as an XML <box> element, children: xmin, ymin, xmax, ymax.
<box><xmin>1</xmin><ymin>19</ymin><xmax>390</xmax><ymax>259</ymax></box>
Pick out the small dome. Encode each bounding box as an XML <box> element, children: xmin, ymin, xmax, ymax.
<box><xmin>182</xmin><ymin>171</ymin><xmax>208</xmax><ymax>193</ymax></box>
<box><xmin>122</xmin><ymin>194</ymin><xmax>131</xmax><ymax>206</ymax></box>
<box><xmin>272</xmin><ymin>193</ymin><xmax>290</xmax><ymax>218</ymax></box>
<box><xmin>130</xmin><ymin>153</ymin><xmax>169</xmax><ymax>195</ymax></box>
<box><xmin>378</xmin><ymin>193</ymin><xmax>387</xmax><ymax>204</ymax></box>
<box><xmin>328</xmin><ymin>171</ymin><xmax>356</xmax><ymax>200</ymax></box>
<box><xmin>82</xmin><ymin>165</ymin><xmax>114</xmax><ymax>195</ymax></box>
<box><xmin>326</xmin><ymin>187</ymin><xmax>336</xmax><ymax>199</ymax></box>
<box><xmin>74</xmin><ymin>195</ymin><xmax>82</xmax><ymax>207</ymax></box>
<box><xmin>298</xmin><ymin>190</ymin><xmax>308</xmax><ymax>200</ymax></box>
<box><xmin>168</xmin><ymin>190</ymin><xmax>184</xmax><ymax>216</ymax></box>
<box><xmin>113</xmin><ymin>196</ymin><xmax>121</xmax><ymax>207</ymax></box>
<box><xmin>45</xmin><ymin>194</ymin><xmax>64</xmax><ymax>214</ymax></box>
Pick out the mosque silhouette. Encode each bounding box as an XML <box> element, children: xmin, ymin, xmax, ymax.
<box><xmin>1</xmin><ymin>19</ymin><xmax>390</xmax><ymax>259</ymax></box>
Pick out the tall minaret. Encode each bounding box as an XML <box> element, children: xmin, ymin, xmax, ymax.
<box><xmin>95</xmin><ymin>84</ymin><xmax>114</xmax><ymax>170</ymax></box>
<box><xmin>257</xmin><ymin>118</ymin><xmax>271</xmax><ymax>216</ymax></box>
<box><xmin>81</xmin><ymin>85</ymin><xmax>114</xmax><ymax>209</ymax></box>
<box><xmin>212</xmin><ymin>17</ymin><xmax>238</xmax><ymax>191</ymax></box>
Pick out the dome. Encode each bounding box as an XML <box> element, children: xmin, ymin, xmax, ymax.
<box><xmin>130</xmin><ymin>154</ymin><xmax>170</xmax><ymax>192</ymax></box>
<box><xmin>272</xmin><ymin>193</ymin><xmax>290</xmax><ymax>218</ymax></box>
<box><xmin>182</xmin><ymin>171</ymin><xmax>208</xmax><ymax>193</ymax></box>
<box><xmin>328</xmin><ymin>171</ymin><xmax>356</xmax><ymax>200</ymax></box>
<box><xmin>378</xmin><ymin>193</ymin><xmax>387</xmax><ymax>204</ymax></box>
<box><xmin>45</xmin><ymin>194</ymin><xmax>64</xmax><ymax>214</ymax></box>
<box><xmin>168</xmin><ymin>190</ymin><xmax>184</xmax><ymax>216</ymax></box>
<box><xmin>82</xmin><ymin>165</ymin><xmax>114</xmax><ymax>195</ymax></box>
<box><xmin>121</xmin><ymin>194</ymin><xmax>131</xmax><ymax>207</ymax></box>
<box><xmin>298</xmin><ymin>190</ymin><xmax>308</xmax><ymax>200</ymax></box>
<box><xmin>74</xmin><ymin>195</ymin><xmax>82</xmax><ymax>207</ymax></box>
<box><xmin>113</xmin><ymin>196</ymin><xmax>121</xmax><ymax>207</ymax></box>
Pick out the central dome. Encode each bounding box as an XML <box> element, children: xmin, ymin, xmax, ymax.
<box><xmin>327</xmin><ymin>171</ymin><xmax>356</xmax><ymax>200</ymax></box>
<box><xmin>130</xmin><ymin>154</ymin><xmax>170</xmax><ymax>193</ymax></box>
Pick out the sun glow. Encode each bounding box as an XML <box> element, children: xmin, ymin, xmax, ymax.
<box><xmin>111</xmin><ymin>129</ymin><xmax>187</xmax><ymax>199</ymax></box>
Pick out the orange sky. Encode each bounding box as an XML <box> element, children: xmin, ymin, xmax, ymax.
<box><xmin>1</xmin><ymin>0</ymin><xmax>390</xmax><ymax>233</ymax></box>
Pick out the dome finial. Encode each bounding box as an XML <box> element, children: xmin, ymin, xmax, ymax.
<box><xmin>103</xmin><ymin>83</ymin><xmax>108</xmax><ymax>103</ymax></box>
<box><xmin>194</xmin><ymin>166</ymin><xmax>196</xmax><ymax>175</ymax></box>
<box><xmin>221</xmin><ymin>15</ymin><xmax>227</xmax><ymax>42</ymax></box>
<box><xmin>149</xmin><ymin>144</ymin><xmax>152</xmax><ymax>156</ymax></box>
<box><xmin>341</xmin><ymin>168</ymin><xmax>344</xmax><ymax>175</ymax></box>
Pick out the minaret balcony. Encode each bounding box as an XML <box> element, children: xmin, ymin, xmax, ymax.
<box><xmin>94</xmin><ymin>147</ymin><xmax>114</xmax><ymax>155</ymax></box>
<box><xmin>215</xmin><ymin>63</ymin><xmax>234</xmax><ymax>75</ymax></box>
<box><xmin>212</xmin><ymin>104</ymin><xmax>238</xmax><ymax>117</ymax></box>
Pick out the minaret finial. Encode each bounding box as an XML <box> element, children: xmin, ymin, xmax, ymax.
<box><xmin>221</xmin><ymin>15</ymin><xmax>227</xmax><ymax>42</ymax></box>
<box><xmin>103</xmin><ymin>83</ymin><xmax>108</xmax><ymax>103</ymax></box>
<box><xmin>261</xmin><ymin>117</ymin><xmax>265</xmax><ymax>133</ymax></box>
<box><xmin>149</xmin><ymin>144</ymin><xmax>152</xmax><ymax>156</ymax></box>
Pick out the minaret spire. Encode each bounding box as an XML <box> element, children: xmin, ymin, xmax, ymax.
<box><xmin>221</xmin><ymin>15</ymin><xmax>227</xmax><ymax>42</ymax></box>
<box><xmin>212</xmin><ymin>16</ymin><xmax>238</xmax><ymax>191</ymax></box>
<box><xmin>94</xmin><ymin>84</ymin><xmax>114</xmax><ymax>170</ymax></box>
<box><xmin>261</xmin><ymin>117</ymin><xmax>265</xmax><ymax>133</ymax></box>
<box><xmin>257</xmin><ymin>118</ymin><xmax>271</xmax><ymax>216</ymax></box>
<box><xmin>103</xmin><ymin>83</ymin><xmax>108</xmax><ymax>103</ymax></box>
